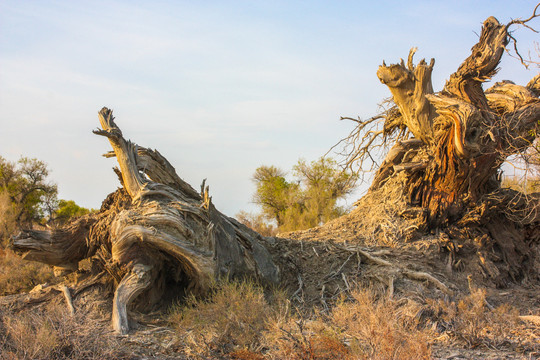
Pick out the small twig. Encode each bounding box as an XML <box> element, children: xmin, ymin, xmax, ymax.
<box><xmin>59</xmin><ymin>285</ymin><xmax>75</xmax><ymax>316</ymax></box>
<box><xmin>335</xmin><ymin>254</ymin><xmax>354</xmax><ymax>276</ymax></box>
<box><xmin>507</xmin><ymin>3</ymin><xmax>540</xmax><ymax>28</ymax></box>
<box><xmin>292</xmin><ymin>274</ymin><xmax>304</xmax><ymax>299</ymax></box>
<box><xmin>342</xmin><ymin>244</ymin><xmax>453</xmax><ymax>295</ymax></box>
<box><xmin>356</xmin><ymin>248</ymin><xmax>392</xmax><ymax>266</ymax></box>
<box><xmin>505</xmin><ymin>3</ymin><xmax>540</xmax><ymax>69</ymax></box>
<box><xmin>320</xmin><ymin>285</ymin><xmax>329</xmax><ymax>312</ymax></box>
<box><xmin>387</xmin><ymin>275</ymin><xmax>394</xmax><ymax>299</ymax></box>
<box><xmin>341</xmin><ymin>273</ymin><xmax>351</xmax><ymax>292</ymax></box>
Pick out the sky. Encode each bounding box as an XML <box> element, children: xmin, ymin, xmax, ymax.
<box><xmin>0</xmin><ymin>1</ymin><xmax>539</xmax><ymax>216</ymax></box>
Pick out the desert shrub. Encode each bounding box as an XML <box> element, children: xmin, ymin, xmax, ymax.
<box><xmin>424</xmin><ymin>288</ymin><xmax>523</xmax><ymax>349</ymax></box>
<box><xmin>169</xmin><ymin>281</ymin><xmax>432</xmax><ymax>359</ymax></box>
<box><xmin>330</xmin><ymin>288</ymin><xmax>431</xmax><ymax>360</ymax></box>
<box><xmin>169</xmin><ymin>281</ymin><xmax>537</xmax><ymax>359</ymax></box>
<box><xmin>264</xmin><ymin>287</ymin><xmax>431</xmax><ymax>360</ymax></box>
<box><xmin>265</xmin><ymin>316</ymin><xmax>352</xmax><ymax>360</ymax></box>
<box><xmin>0</xmin><ymin>249</ymin><xmax>55</xmax><ymax>296</ymax></box>
<box><xmin>169</xmin><ymin>279</ymin><xmax>286</xmax><ymax>357</ymax></box>
<box><xmin>0</xmin><ymin>304</ymin><xmax>126</xmax><ymax>359</ymax></box>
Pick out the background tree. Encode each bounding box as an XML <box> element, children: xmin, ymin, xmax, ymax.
<box><xmin>293</xmin><ymin>158</ymin><xmax>358</xmax><ymax>226</ymax></box>
<box><xmin>249</xmin><ymin>157</ymin><xmax>357</xmax><ymax>233</ymax></box>
<box><xmin>0</xmin><ymin>156</ymin><xmax>57</xmax><ymax>241</ymax></box>
<box><xmin>252</xmin><ymin>165</ymin><xmax>298</xmax><ymax>228</ymax></box>
<box><xmin>51</xmin><ymin>199</ymin><xmax>93</xmax><ymax>226</ymax></box>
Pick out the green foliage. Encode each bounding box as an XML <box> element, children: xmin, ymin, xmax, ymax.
<box><xmin>247</xmin><ymin>157</ymin><xmax>357</xmax><ymax>233</ymax></box>
<box><xmin>252</xmin><ymin>165</ymin><xmax>300</xmax><ymax>227</ymax></box>
<box><xmin>0</xmin><ymin>156</ymin><xmax>92</xmax><ymax>242</ymax></box>
<box><xmin>53</xmin><ymin>199</ymin><xmax>92</xmax><ymax>225</ymax></box>
<box><xmin>0</xmin><ymin>156</ymin><xmax>57</xmax><ymax>241</ymax></box>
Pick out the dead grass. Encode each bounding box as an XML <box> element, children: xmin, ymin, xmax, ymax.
<box><xmin>0</xmin><ymin>303</ymin><xmax>127</xmax><ymax>359</ymax></box>
<box><xmin>0</xmin><ymin>248</ymin><xmax>56</xmax><ymax>296</ymax></box>
<box><xmin>167</xmin><ymin>278</ymin><xmax>538</xmax><ymax>359</ymax></box>
<box><xmin>330</xmin><ymin>288</ymin><xmax>431</xmax><ymax>359</ymax></box>
<box><xmin>422</xmin><ymin>288</ymin><xmax>538</xmax><ymax>352</ymax></box>
<box><xmin>1</xmin><ymin>275</ymin><xmax>536</xmax><ymax>359</ymax></box>
<box><xmin>168</xmin><ymin>280</ymin><xmax>285</xmax><ymax>357</ymax></box>
<box><xmin>169</xmin><ymin>279</ymin><xmax>432</xmax><ymax>359</ymax></box>
<box><xmin>265</xmin><ymin>287</ymin><xmax>431</xmax><ymax>360</ymax></box>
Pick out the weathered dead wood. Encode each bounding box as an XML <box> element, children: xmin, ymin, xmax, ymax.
<box><xmin>112</xmin><ymin>264</ymin><xmax>154</xmax><ymax>334</ymax></box>
<box><xmin>12</xmin><ymin>107</ymin><xmax>280</xmax><ymax>334</ymax></box>
<box><xmin>59</xmin><ymin>285</ymin><xmax>75</xmax><ymax>316</ymax></box>
<box><xmin>377</xmin><ymin>48</ymin><xmax>436</xmax><ymax>144</ymax></box>
<box><xmin>341</xmin><ymin>245</ymin><xmax>453</xmax><ymax>295</ymax></box>
<box><xmin>368</xmin><ymin>15</ymin><xmax>540</xmax><ymax>227</ymax></box>
<box><xmin>443</xmin><ymin>17</ymin><xmax>508</xmax><ymax>111</ymax></box>
<box><xmin>11</xmin><ymin>217</ymin><xmax>97</xmax><ymax>274</ymax></box>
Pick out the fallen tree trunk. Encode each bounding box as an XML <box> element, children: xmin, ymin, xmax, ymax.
<box><xmin>12</xmin><ymin>108</ymin><xmax>279</xmax><ymax>334</ymax></box>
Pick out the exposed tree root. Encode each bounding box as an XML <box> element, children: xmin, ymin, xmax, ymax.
<box><xmin>341</xmin><ymin>245</ymin><xmax>453</xmax><ymax>295</ymax></box>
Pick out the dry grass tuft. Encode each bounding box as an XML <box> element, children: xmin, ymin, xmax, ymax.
<box><xmin>265</xmin><ymin>321</ymin><xmax>352</xmax><ymax>360</ymax></box>
<box><xmin>169</xmin><ymin>279</ymin><xmax>285</xmax><ymax>357</ymax></box>
<box><xmin>228</xmin><ymin>348</ymin><xmax>266</xmax><ymax>360</ymax></box>
<box><xmin>0</xmin><ymin>248</ymin><xmax>55</xmax><ymax>296</ymax></box>
<box><xmin>0</xmin><ymin>303</ymin><xmax>127</xmax><ymax>359</ymax></box>
<box><xmin>265</xmin><ymin>287</ymin><xmax>431</xmax><ymax>360</ymax></box>
<box><xmin>423</xmin><ymin>288</ymin><xmax>537</xmax><ymax>351</ymax></box>
<box><xmin>3</xmin><ymin>273</ymin><xmax>535</xmax><ymax>359</ymax></box>
<box><xmin>330</xmin><ymin>288</ymin><xmax>431</xmax><ymax>359</ymax></box>
<box><xmin>169</xmin><ymin>279</ymin><xmax>432</xmax><ymax>359</ymax></box>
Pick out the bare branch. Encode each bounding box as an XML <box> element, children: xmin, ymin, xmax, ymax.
<box><xmin>504</xmin><ymin>3</ymin><xmax>540</xmax><ymax>69</ymax></box>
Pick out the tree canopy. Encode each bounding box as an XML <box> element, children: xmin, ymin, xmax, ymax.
<box><xmin>0</xmin><ymin>157</ymin><xmax>57</xmax><ymax>232</ymax></box>
<box><xmin>0</xmin><ymin>156</ymin><xmax>94</xmax><ymax>243</ymax></box>
<box><xmin>52</xmin><ymin>199</ymin><xmax>93</xmax><ymax>225</ymax></box>
<box><xmin>250</xmin><ymin>157</ymin><xmax>358</xmax><ymax>233</ymax></box>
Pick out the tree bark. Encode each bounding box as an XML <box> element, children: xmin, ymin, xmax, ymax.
<box><xmin>12</xmin><ymin>108</ymin><xmax>279</xmax><ymax>334</ymax></box>
<box><xmin>373</xmin><ymin>16</ymin><xmax>540</xmax><ymax>226</ymax></box>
